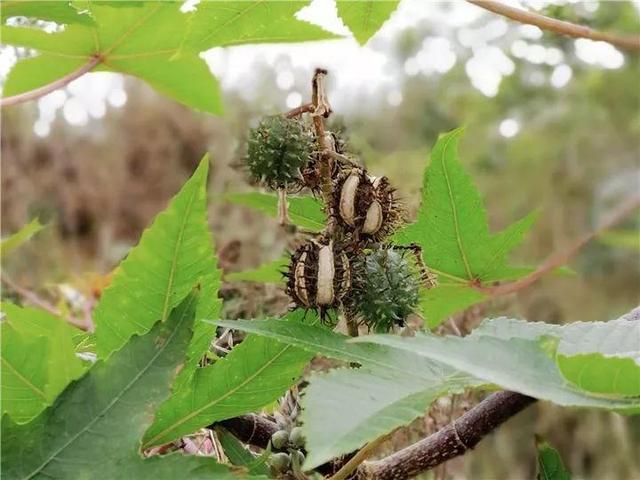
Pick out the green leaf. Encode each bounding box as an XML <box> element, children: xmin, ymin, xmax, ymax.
<box><xmin>1</xmin><ymin>1</ymin><xmax>94</xmax><ymax>25</ymax></box>
<box><xmin>1</xmin><ymin>303</ymin><xmax>86</xmax><ymax>424</ymax></box>
<box><xmin>354</xmin><ymin>316</ymin><xmax>640</xmax><ymax>412</ymax></box>
<box><xmin>1</xmin><ymin>1</ymin><xmax>337</xmax><ymax>113</ymax></box>
<box><xmin>94</xmin><ymin>157</ymin><xmax>212</xmax><ymax>360</ymax></box>
<box><xmin>394</xmin><ymin>128</ymin><xmax>538</xmax><ymax>327</ymax></box>
<box><xmin>1</xmin><ymin>324</ymin><xmax>49</xmax><ymax>424</ymax></box>
<box><xmin>335</xmin><ymin>1</ymin><xmax>400</xmax><ymax>45</ymax></box>
<box><xmin>217</xmin><ymin>428</ymin><xmax>272</xmax><ymax>477</ymax></box>
<box><xmin>212</xmin><ymin>316</ymin><xmax>481</xmax><ymax>468</ymax></box>
<box><xmin>301</xmin><ymin>366</ymin><xmax>471</xmax><ymax>470</ymax></box>
<box><xmin>475</xmin><ymin>314</ymin><xmax>640</xmax><ymax>397</ymax></box>
<box><xmin>141</xmin><ymin>311</ymin><xmax>314</xmax><ymax>449</ymax></box>
<box><xmin>0</xmin><ymin>218</ymin><xmax>45</xmax><ymax>258</ymax></box>
<box><xmin>1</xmin><ymin>295</ymin><xmax>248</xmax><ymax>480</ymax></box>
<box><xmin>225</xmin><ymin>256</ymin><xmax>289</xmax><ymax>284</ymax></box>
<box><xmin>224</xmin><ymin>192</ymin><xmax>325</xmax><ymax>231</ymax></box>
<box><xmin>536</xmin><ymin>436</ymin><xmax>571</xmax><ymax>480</ymax></box>
<box><xmin>420</xmin><ymin>284</ymin><xmax>487</xmax><ymax>328</ymax></box>
<box><xmin>182</xmin><ymin>1</ymin><xmax>339</xmax><ymax>51</ymax></box>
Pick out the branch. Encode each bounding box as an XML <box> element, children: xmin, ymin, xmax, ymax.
<box><xmin>286</xmin><ymin>102</ymin><xmax>314</xmax><ymax>118</ymax></box>
<box><xmin>1</xmin><ymin>274</ymin><xmax>92</xmax><ymax>331</ymax></box>
<box><xmin>480</xmin><ymin>194</ymin><xmax>640</xmax><ymax>297</ymax></box>
<box><xmin>0</xmin><ymin>54</ymin><xmax>102</xmax><ymax>108</ymax></box>
<box><xmin>358</xmin><ymin>391</ymin><xmax>536</xmax><ymax>480</ymax></box>
<box><xmin>468</xmin><ymin>1</ymin><xmax>640</xmax><ymax>52</ymax></box>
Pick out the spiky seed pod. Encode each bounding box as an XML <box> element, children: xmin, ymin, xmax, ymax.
<box><xmin>348</xmin><ymin>247</ymin><xmax>421</xmax><ymax>332</ymax></box>
<box><xmin>245</xmin><ymin>116</ymin><xmax>314</xmax><ymax>189</ymax></box>
<box><xmin>333</xmin><ymin>169</ymin><xmax>403</xmax><ymax>243</ymax></box>
<box><xmin>285</xmin><ymin>239</ymin><xmax>351</xmax><ymax>322</ymax></box>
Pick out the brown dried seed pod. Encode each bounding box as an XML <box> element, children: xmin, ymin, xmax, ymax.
<box><xmin>284</xmin><ymin>239</ymin><xmax>351</xmax><ymax>321</ymax></box>
<box><xmin>333</xmin><ymin>169</ymin><xmax>403</xmax><ymax>243</ymax></box>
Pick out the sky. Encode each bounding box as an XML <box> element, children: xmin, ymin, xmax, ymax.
<box><xmin>0</xmin><ymin>0</ymin><xmax>631</xmax><ymax>138</ymax></box>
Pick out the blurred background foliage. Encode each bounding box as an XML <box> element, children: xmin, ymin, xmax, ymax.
<box><xmin>1</xmin><ymin>1</ymin><xmax>639</xmax><ymax>478</ymax></box>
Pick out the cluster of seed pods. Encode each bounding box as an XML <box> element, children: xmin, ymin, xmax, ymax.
<box><xmin>284</xmin><ymin>135</ymin><xmax>404</xmax><ymax>322</ymax></box>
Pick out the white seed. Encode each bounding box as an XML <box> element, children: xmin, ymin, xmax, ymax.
<box><xmin>294</xmin><ymin>251</ymin><xmax>310</xmax><ymax>307</ymax></box>
<box><xmin>339</xmin><ymin>171</ymin><xmax>360</xmax><ymax>227</ymax></box>
<box><xmin>371</xmin><ymin>176</ymin><xmax>382</xmax><ymax>189</ymax></box>
<box><xmin>362</xmin><ymin>200</ymin><xmax>383</xmax><ymax>234</ymax></box>
<box><xmin>316</xmin><ymin>242</ymin><xmax>335</xmax><ymax>305</ymax></box>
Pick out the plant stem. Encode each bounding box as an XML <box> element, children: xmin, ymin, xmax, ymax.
<box><xmin>1</xmin><ymin>55</ymin><xmax>102</xmax><ymax>107</ymax></box>
<box><xmin>358</xmin><ymin>391</ymin><xmax>536</xmax><ymax>480</ymax></box>
<box><xmin>468</xmin><ymin>1</ymin><xmax>640</xmax><ymax>52</ymax></box>
<box><xmin>480</xmin><ymin>194</ymin><xmax>640</xmax><ymax>297</ymax></box>
<box><xmin>0</xmin><ymin>274</ymin><xmax>92</xmax><ymax>331</ymax></box>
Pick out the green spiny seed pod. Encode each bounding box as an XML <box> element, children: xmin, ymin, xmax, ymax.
<box><xmin>245</xmin><ymin>116</ymin><xmax>314</xmax><ymax>189</ymax></box>
<box><xmin>348</xmin><ymin>247</ymin><xmax>421</xmax><ymax>332</ymax></box>
<box><xmin>271</xmin><ymin>429</ymin><xmax>290</xmax><ymax>450</ymax></box>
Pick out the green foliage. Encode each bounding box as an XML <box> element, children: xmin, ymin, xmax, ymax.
<box><xmin>0</xmin><ymin>218</ymin><xmax>45</xmax><ymax>258</ymax></box>
<box><xmin>181</xmin><ymin>2</ymin><xmax>338</xmax><ymax>51</ymax></box>
<box><xmin>476</xmin><ymin>314</ymin><xmax>640</xmax><ymax>397</ymax></box>
<box><xmin>1</xmin><ymin>1</ymin><xmax>94</xmax><ymax>25</ymax></box>
<box><xmin>355</xmin><ymin>316</ymin><xmax>640</xmax><ymax>412</ymax></box>
<box><xmin>224</xmin><ymin>192</ymin><xmax>325</xmax><ymax>231</ymax></box>
<box><xmin>141</xmin><ymin>311</ymin><xmax>314</xmax><ymax>450</ymax></box>
<box><xmin>1</xmin><ymin>1</ymin><xmax>337</xmax><ymax>114</ymax></box>
<box><xmin>335</xmin><ymin>1</ymin><xmax>400</xmax><ymax>45</ymax></box>
<box><xmin>212</xmin><ymin>317</ymin><xmax>479</xmax><ymax>468</ymax></box>
<box><xmin>1</xmin><ymin>303</ymin><xmax>86</xmax><ymax>423</ymax></box>
<box><xmin>349</xmin><ymin>247</ymin><xmax>421</xmax><ymax>332</ymax></box>
<box><xmin>225</xmin><ymin>256</ymin><xmax>289</xmax><ymax>284</ymax></box>
<box><xmin>245</xmin><ymin>116</ymin><xmax>314</xmax><ymax>189</ymax></box>
<box><xmin>395</xmin><ymin>128</ymin><xmax>538</xmax><ymax>326</ymax></box>
<box><xmin>0</xmin><ymin>295</ymin><xmax>250</xmax><ymax>480</ymax></box>
<box><xmin>536</xmin><ymin>436</ymin><xmax>571</xmax><ymax>480</ymax></box>
<box><xmin>419</xmin><ymin>284</ymin><xmax>487</xmax><ymax>329</ymax></box>
<box><xmin>94</xmin><ymin>157</ymin><xmax>212</xmax><ymax>360</ymax></box>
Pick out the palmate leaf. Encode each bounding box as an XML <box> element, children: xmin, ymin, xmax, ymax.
<box><xmin>475</xmin><ymin>313</ymin><xmax>640</xmax><ymax>397</ymax></box>
<box><xmin>94</xmin><ymin>157</ymin><xmax>212</xmax><ymax>360</ymax></box>
<box><xmin>0</xmin><ymin>295</ymin><xmax>254</xmax><ymax>480</ymax></box>
<box><xmin>141</xmin><ymin>310</ymin><xmax>314</xmax><ymax>450</ymax></box>
<box><xmin>1</xmin><ymin>1</ymin><xmax>337</xmax><ymax>114</ymax></box>
<box><xmin>335</xmin><ymin>1</ymin><xmax>400</xmax><ymax>45</ymax></box>
<box><xmin>1</xmin><ymin>1</ymin><xmax>94</xmax><ymax>25</ymax></box>
<box><xmin>536</xmin><ymin>436</ymin><xmax>571</xmax><ymax>480</ymax></box>
<box><xmin>394</xmin><ymin>128</ymin><xmax>538</xmax><ymax>326</ymax></box>
<box><xmin>213</xmin><ymin>317</ymin><xmax>480</xmax><ymax>469</ymax></box>
<box><xmin>0</xmin><ymin>217</ymin><xmax>45</xmax><ymax>258</ymax></box>
<box><xmin>181</xmin><ymin>2</ymin><xmax>339</xmax><ymax>51</ymax></box>
<box><xmin>224</xmin><ymin>192</ymin><xmax>325</xmax><ymax>231</ymax></box>
<box><xmin>1</xmin><ymin>303</ymin><xmax>86</xmax><ymax>424</ymax></box>
<box><xmin>355</xmin><ymin>315</ymin><xmax>640</xmax><ymax>412</ymax></box>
